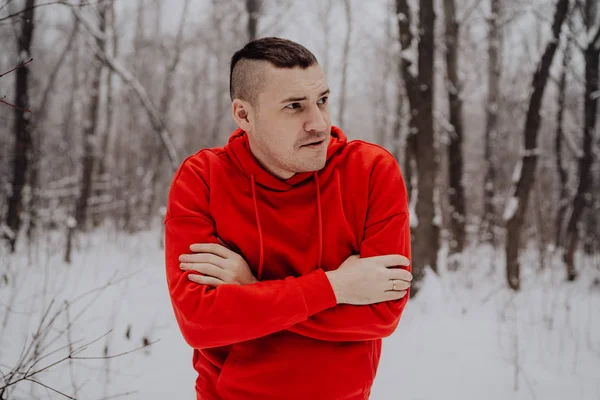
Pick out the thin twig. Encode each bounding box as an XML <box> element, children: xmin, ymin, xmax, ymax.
<box><xmin>0</xmin><ymin>98</ymin><xmax>31</xmax><ymax>113</ymax></box>
<box><xmin>0</xmin><ymin>58</ymin><xmax>32</xmax><ymax>78</ymax></box>
<box><xmin>0</xmin><ymin>0</ymin><xmax>111</xmax><ymax>23</ymax></box>
<box><xmin>25</xmin><ymin>378</ymin><xmax>76</xmax><ymax>399</ymax></box>
<box><xmin>71</xmin><ymin>338</ymin><xmax>159</xmax><ymax>360</ymax></box>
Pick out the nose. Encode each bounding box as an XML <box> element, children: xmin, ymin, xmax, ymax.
<box><xmin>304</xmin><ymin>103</ymin><xmax>328</xmax><ymax>133</ymax></box>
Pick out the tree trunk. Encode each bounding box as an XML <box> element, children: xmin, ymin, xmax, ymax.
<box><xmin>246</xmin><ymin>0</ymin><xmax>261</xmax><ymax>41</ymax></box>
<box><xmin>563</xmin><ymin>0</ymin><xmax>600</xmax><ymax>280</ymax></box>
<box><xmin>395</xmin><ymin>0</ymin><xmax>439</xmax><ymax>295</ymax></box>
<box><xmin>4</xmin><ymin>0</ymin><xmax>36</xmax><ymax>252</ymax></box>
<box><xmin>28</xmin><ymin>4</ymin><xmax>81</xmax><ymax>239</ymax></box>
<box><xmin>443</xmin><ymin>0</ymin><xmax>466</xmax><ymax>259</ymax></box>
<box><xmin>74</xmin><ymin>2</ymin><xmax>107</xmax><ymax>230</ymax></box>
<box><xmin>481</xmin><ymin>0</ymin><xmax>501</xmax><ymax>245</ymax></box>
<box><xmin>210</xmin><ymin>0</ymin><xmax>227</xmax><ymax>146</ymax></box>
<box><xmin>554</xmin><ymin>25</ymin><xmax>571</xmax><ymax>247</ymax></box>
<box><xmin>374</xmin><ymin>5</ymin><xmax>394</xmax><ymax>147</ymax></box>
<box><xmin>146</xmin><ymin>0</ymin><xmax>191</xmax><ymax>225</ymax></box>
<box><xmin>337</xmin><ymin>0</ymin><xmax>352</xmax><ymax>127</ymax></box>
<box><xmin>504</xmin><ymin>0</ymin><xmax>568</xmax><ymax>291</ymax></box>
<box><xmin>98</xmin><ymin>0</ymin><xmax>117</xmax><ymax>178</ymax></box>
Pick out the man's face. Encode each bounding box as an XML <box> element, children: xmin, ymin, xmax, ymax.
<box><xmin>239</xmin><ymin>64</ymin><xmax>331</xmax><ymax>179</ymax></box>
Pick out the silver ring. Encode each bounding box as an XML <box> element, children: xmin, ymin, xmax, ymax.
<box><xmin>392</xmin><ymin>280</ymin><xmax>397</xmax><ymax>291</ymax></box>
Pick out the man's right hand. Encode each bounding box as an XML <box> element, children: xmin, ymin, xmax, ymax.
<box><xmin>325</xmin><ymin>255</ymin><xmax>411</xmax><ymax>305</ymax></box>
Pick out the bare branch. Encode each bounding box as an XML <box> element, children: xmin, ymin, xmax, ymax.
<box><xmin>61</xmin><ymin>0</ymin><xmax>181</xmax><ymax>172</ymax></box>
<box><xmin>71</xmin><ymin>338</ymin><xmax>159</xmax><ymax>360</ymax></box>
<box><xmin>0</xmin><ymin>58</ymin><xmax>32</xmax><ymax>78</ymax></box>
<box><xmin>25</xmin><ymin>378</ymin><xmax>76</xmax><ymax>399</ymax></box>
<box><xmin>459</xmin><ymin>0</ymin><xmax>485</xmax><ymax>25</ymax></box>
<box><xmin>0</xmin><ymin>0</ymin><xmax>108</xmax><ymax>23</ymax></box>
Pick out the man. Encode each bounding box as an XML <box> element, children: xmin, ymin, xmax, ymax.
<box><xmin>164</xmin><ymin>37</ymin><xmax>412</xmax><ymax>400</ymax></box>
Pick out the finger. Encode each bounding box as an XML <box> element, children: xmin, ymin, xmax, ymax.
<box><xmin>188</xmin><ymin>243</ymin><xmax>234</xmax><ymax>259</ymax></box>
<box><xmin>373</xmin><ymin>254</ymin><xmax>410</xmax><ymax>267</ymax></box>
<box><xmin>387</xmin><ymin>268</ymin><xmax>413</xmax><ymax>282</ymax></box>
<box><xmin>385</xmin><ymin>278</ymin><xmax>411</xmax><ymax>291</ymax></box>
<box><xmin>382</xmin><ymin>290</ymin><xmax>408</xmax><ymax>301</ymax></box>
<box><xmin>179</xmin><ymin>252</ymin><xmax>225</xmax><ymax>267</ymax></box>
<box><xmin>187</xmin><ymin>273</ymin><xmax>226</xmax><ymax>287</ymax></box>
<box><xmin>180</xmin><ymin>262</ymin><xmax>225</xmax><ymax>280</ymax></box>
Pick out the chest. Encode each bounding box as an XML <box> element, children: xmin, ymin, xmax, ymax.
<box><xmin>210</xmin><ymin>171</ymin><xmax>367</xmax><ymax>280</ymax></box>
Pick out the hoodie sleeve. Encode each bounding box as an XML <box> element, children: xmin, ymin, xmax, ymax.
<box><xmin>164</xmin><ymin>152</ymin><xmax>337</xmax><ymax>350</ymax></box>
<box><xmin>285</xmin><ymin>148</ymin><xmax>412</xmax><ymax>341</ymax></box>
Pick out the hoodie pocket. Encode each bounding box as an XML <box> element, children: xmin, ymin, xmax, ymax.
<box><xmin>215</xmin><ymin>341</ymin><xmax>248</xmax><ymax>391</ymax></box>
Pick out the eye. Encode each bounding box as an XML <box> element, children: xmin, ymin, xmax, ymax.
<box><xmin>285</xmin><ymin>103</ymin><xmax>302</xmax><ymax>110</ymax></box>
<box><xmin>318</xmin><ymin>96</ymin><xmax>328</xmax><ymax>105</ymax></box>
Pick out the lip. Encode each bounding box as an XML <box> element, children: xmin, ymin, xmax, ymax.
<box><xmin>301</xmin><ymin>139</ymin><xmax>326</xmax><ymax>148</ymax></box>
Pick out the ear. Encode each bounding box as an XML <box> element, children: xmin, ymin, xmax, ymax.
<box><xmin>232</xmin><ymin>99</ymin><xmax>252</xmax><ymax>132</ymax></box>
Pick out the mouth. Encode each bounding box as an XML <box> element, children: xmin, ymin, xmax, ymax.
<box><xmin>300</xmin><ymin>139</ymin><xmax>326</xmax><ymax>148</ymax></box>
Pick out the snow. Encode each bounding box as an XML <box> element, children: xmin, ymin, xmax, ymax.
<box><xmin>2</xmin><ymin>227</ymin><xmax>600</xmax><ymax>399</ymax></box>
<box><xmin>512</xmin><ymin>160</ymin><xmax>523</xmax><ymax>184</ymax></box>
<box><xmin>503</xmin><ymin>196</ymin><xmax>519</xmax><ymax>221</ymax></box>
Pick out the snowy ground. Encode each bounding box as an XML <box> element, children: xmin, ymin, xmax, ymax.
<box><xmin>1</xmin><ymin>225</ymin><xmax>599</xmax><ymax>399</ymax></box>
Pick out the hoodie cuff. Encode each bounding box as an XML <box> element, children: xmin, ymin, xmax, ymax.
<box><xmin>296</xmin><ymin>269</ymin><xmax>338</xmax><ymax>316</ymax></box>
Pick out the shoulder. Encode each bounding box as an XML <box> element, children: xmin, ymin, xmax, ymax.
<box><xmin>170</xmin><ymin>147</ymin><xmax>227</xmax><ymax>186</ymax></box>
<box><xmin>340</xmin><ymin>139</ymin><xmax>400</xmax><ymax>174</ymax></box>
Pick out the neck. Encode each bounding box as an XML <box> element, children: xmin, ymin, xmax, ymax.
<box><xmin>246</xmin><ymin>135</ymin><xmax>295</xmax><ymax>180</ymax></box>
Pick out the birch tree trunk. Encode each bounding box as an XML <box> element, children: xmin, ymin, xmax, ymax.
<box><xmin>481</xmin><ymin>0</ymin><xmax>501</xmax><ymax>245</ymax></box>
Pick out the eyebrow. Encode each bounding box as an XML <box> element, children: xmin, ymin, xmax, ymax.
<box><xmin>280</xmin><ymin>88</ymin><xmax>330</xmax><ymax>104</ymax></box>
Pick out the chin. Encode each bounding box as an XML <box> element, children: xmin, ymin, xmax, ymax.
<box><xmin>297</xmin><ymin>159</ymin><xmax>327</xmax><ymax>173</ymax></box>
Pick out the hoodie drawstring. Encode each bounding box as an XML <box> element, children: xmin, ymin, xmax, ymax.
<box><xmin>314</xmin><ymin>172</ymin><xmax>323</xmax><ymax>270</ymax></box>
<box><xmin>249</xmin><ymin>172</ymin><xmax>324</xmax><ymax>280</ymax></box>
<box><xmin>250</xmin><ymin>173</ymin><xmax>265</xmax><ymax>280</ymax></box>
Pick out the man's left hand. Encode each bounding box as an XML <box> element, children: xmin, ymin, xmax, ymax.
<box><xmin>179</xmin><ymin>240</ymin><xmax>259</xmax><ymax>286</ymax></box>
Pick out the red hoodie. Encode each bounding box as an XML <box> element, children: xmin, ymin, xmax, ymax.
<box><xmin>164</xmin><ymin>126</ymin><xmax>411</xmax><ymax>400</ymax></box>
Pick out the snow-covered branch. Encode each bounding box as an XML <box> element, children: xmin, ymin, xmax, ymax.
<box><xmin>60</xmin><ymin>0</ymin><xmax>180</xmax><ymax>173</ymax></box>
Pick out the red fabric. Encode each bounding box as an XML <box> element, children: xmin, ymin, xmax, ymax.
<box><xmin>164</xmin><ymin>126</ymin><xmax>411</xmax><ymax>400</ymax></box>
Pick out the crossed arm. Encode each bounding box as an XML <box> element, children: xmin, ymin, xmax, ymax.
<box><xmin>164</xmin><ymin>151</ymin><xmax>411</xmax><ymax>349</ymax></box>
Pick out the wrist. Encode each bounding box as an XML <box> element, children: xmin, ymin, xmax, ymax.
<box><xmin>325</xmin><ymin>270</ymin><xmax>343</xmax><ymax>304</ymax></box>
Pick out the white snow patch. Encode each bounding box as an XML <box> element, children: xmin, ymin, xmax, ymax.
<box><xmin>503</xmin><ymin>196</ymin><xmax>519</xmax><ymax>221</ymax></box>
<box><xmin>2</xmin><ymin>227</ymin><xmax>600</xmax><ymax>400</ymax></box>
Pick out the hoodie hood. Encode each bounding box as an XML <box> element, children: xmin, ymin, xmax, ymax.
<box><xmin>224</xmin><ymin>126</ymin><xmax>347</xmax><ymax>280</ymax></box>
<box><xmin>225</xmin><ymin>126</ymin><xmax>347</xmax><ymax>191</ymax></box>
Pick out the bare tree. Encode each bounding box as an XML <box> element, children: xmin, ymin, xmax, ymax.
<box><xmin>563</xmin><ymin>0</ymin><xmax>600</xmax><ymax>280</ymax></box>
<box><xmin>61</xmin><ymin>0</ymin><xmax>180</xmax><ymax>172</ymax></box>
<box><xmin>145</xmin><ymin>0</ymin><xmax>191</xmax><ymax>223</ymax></box>
<box><xmin>337</xmin><ymin>0</ymin><xmax>352</xmax><ymax>127</ymax></box>
<box><xmin>395</xmin><ymin>0</ymin><xmax>439</xmax><ymax>294</ymax></box>
<box><xmin>246</xmin><ymin>0</ymin><xmax>261</xmax><ymax>41</ymax></box>
<box><xmin>74</xmin><ymin>1</ymin><xmax>107</xmax><ymax>230</ymax></box>
<box><xmin>554</xmin><ymin>18</ymin><xmax>572</xmax><ymax>248</ymax></box>
<box><xmin>317</xmin><ymin>0</ymin><xmax>333</xmax><ymax>75</ymax></box>
<box><xmin>97</xmin><ymin>0</ymin><xmax>117</xmax><ymax>178</ymax></box>
<box><xmin>27</xmin><ymin>2</ymin><xmax>81</xmax><ymax>240</ymax></box>
<box><xmin>3</xmin><ymin>0</ymin><xmax>35</xmax><ymax>252</ymax></box>
<box><xmin>481</xmin><ymin>0</ymin><xmax>501</xmax><ymax>245</ymax></box>
<box><xmin>504</xmin><ymin>0</ymin><xmax>569</xmax><ymax>291</ymax></box>
<box><xmin>443</xmin><ymin>0</ymin><xmax>466</xmax><ymax>259</ymax></box>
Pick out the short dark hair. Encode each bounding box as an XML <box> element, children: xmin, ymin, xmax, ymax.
<box><xmin>229</xmin><ymin>37</ymin><xmax>319</xmax><ymax>104</ymax></box>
